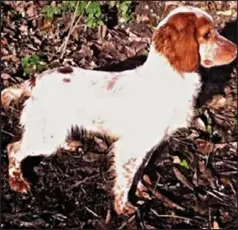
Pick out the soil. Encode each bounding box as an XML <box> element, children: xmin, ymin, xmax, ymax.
<box><xmin>1</xmin><ymin>1</ymin><xmax>237</xmax><ymax>229</ymax></box>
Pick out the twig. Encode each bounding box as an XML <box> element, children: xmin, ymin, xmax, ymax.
<box><xmin>1</xmin><ymin>129</ymin><xmax>15</xmax><ymax>137</ymax></box>
<box><xmin>84</xmin><ymin>206</ymin><xmax>99</xmax><ymax>218</ymax></box>
<box><xmin>206</xmin><ymin>191</ymin><xmax>224</xmax><ymax>202</ymax></box>
<box><xmin>150</xmin><ymin>209</ymin><xmax>196</xmax><ymax>223</ymax></box>
<box><xmin>58</xmin><ymin>1</ymin><xmax>80</xmax><ymax>58</ymax></box>
<box><xmin>105</xmin><ymin>209</ymin><xmax>111</xmax><ymax>224</ymax></box>
<box><xmin>118</xmin><ymin>214</ymin><xmax>136</xmax><ymax>229</ymax></box>
<box><xmin>212</xmin><ymin>189</ymin><xmax>230</xmax><ymax>198</ymax></box>
<box><xmin>58</xmin><ymin>1</ymin><xmax>91</xmax><ymax>59</ymax></box>
<box><xmin>66</xmin><ymin>174</ymin><xmax>98</xmax><ymax>191</ymax></box>
<box><xmin>228</xmin><ymin>181</ymin><xmax>236</xmax><ymax>195</ymax></box>
<box><xmin>148</xmin><ymin>185</ymin><xmax>185</xmax><ymax>211</ymax></box>
<box><xmin>220</xmin><ymin>171</ymin><xmax>237</xmax><ymax>175</ymax></box>
<box><xmin>173</xmin><ymin>166</ymin><xmax>195</xmax><ymax>191</ymax></box>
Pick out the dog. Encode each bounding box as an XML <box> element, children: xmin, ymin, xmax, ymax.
<box><xmin>1</xmin><ymin>6</ymin><xmax>237</xmax><ymax>215</ymax></box>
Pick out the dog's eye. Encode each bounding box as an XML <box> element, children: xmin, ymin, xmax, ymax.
<box><xmin>203</xmin><ymin>31</ymin><xmax>211</xmax><ymax>40</ymax></box>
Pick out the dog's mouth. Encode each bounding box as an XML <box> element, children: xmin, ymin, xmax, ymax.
<box><xmin>202</xmin><ymin>59</ymin><xmax>214</xmax><ymax>68</ymax></box>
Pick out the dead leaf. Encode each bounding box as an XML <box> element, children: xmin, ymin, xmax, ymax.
<box><xmin>40</xmin><ymin>19</ymin><xmax>52</xmax><ymax>31</ymax></box>
<box><xmin>173</xmin><ymin>166</ymin><xmax>194</xmax><ymax>191</ymax></box>
<box><xmin>208</xmin><ymin>95</ymin><xmax>226</xmax><ymax>110</ymax></box>
<box><xmin>1</xmin><ymin>55</ymin><xmax>19</xmax><ymax>62</ymax></box>
<box><xmin>98</xmin><ymin>25</ymin><xmax>107</xmax><ymax>39</ymax></box>
<box><xmin>149</xmin><ymin>187</ymin><xmax>185</xmax><ymax>211</ymax></box>
<box><xmin>195</xmin><ymin>139</ymin><xmax>214</xmax><ymax>155</ymax></box>
<box><xmin>172</xmin><ymin>156</ymin><xmax>181</xmax><ymax>164</ymax></box>
<box><xmin>194</xmin><ymin>117</ymin><xmax>207</xmax><ymax>131</ymax></box>
<box><xmin>136</xmin><ymin>14</ymin><xmax>150</xmax><ymax>24</ymax></box>
<box><xmin>1</xmin><ymin>73</ymin><xmax>11</xmax><ymax>80</ymax></box>
<box><xmin>1</xmin><ymin>38</ymin><xmax>7</xmax><ymax>46</ymax></box>
<box><xmin>26</xmin><ymin>4</ymin><xmax>37</xmax><ymax>17</ymax></box>
<box><xmin>217</xmin><ymin>10</ymin><xmax>232</xmax><ymax>16</ymax></box>
<box><xmin>198</xmin><ymin>161</ymin><xmax>216</xmax><ymax>188</ymax></box>
<box><xmin>211</xmin><ymin>220</ymin><xmax>220</xmax><ymax>229</ymax></box>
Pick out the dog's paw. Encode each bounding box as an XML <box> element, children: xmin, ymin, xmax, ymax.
<box><xmin>9</xmin><ymin>175</ymin><xmax>30</xmax><ymax>193</ymax></box>
<box><xmin>114</xmin><ymin>195</ymin><xmax>137</xmax><ymax>215</ymax></box>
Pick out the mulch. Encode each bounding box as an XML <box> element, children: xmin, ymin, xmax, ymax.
<box><xmin>1</xmin><ymin>1</ymin><xmax>237</xmax><ymax>229</ymax></box>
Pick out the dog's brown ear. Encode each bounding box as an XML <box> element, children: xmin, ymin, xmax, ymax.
<box><xmin>153</xmin><ymin>13</ymin><xmax>200</xmax><ymax>73</ymax></box>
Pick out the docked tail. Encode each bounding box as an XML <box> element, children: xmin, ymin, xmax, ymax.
<box><xmin>1</xmin><ymin>79</ymin><xmax>33</xmax><ymax>111</ymax></box>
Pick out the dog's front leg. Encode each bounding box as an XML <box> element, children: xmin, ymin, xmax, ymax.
<box><xmin>111</xmin><ymin>134</ymin><xmax>162</xmax><ymax>215</ymax></box>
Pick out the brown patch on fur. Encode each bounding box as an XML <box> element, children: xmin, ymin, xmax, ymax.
<box><xmin>58</xmin><ymin>66</ymin><xmax>74</xmax><ymax>74</ymax></box>
<box><xmin>153</xmin><ymin>12</ymin><xmax>200</xmax><ymax>73</ymax></box>
<box><xmin>63</xmin><ymin>140</ymin><xmax>82</xmax><ymax>152</ymax></box>
<box><xmin>7</xmin><ymin>141</ymin><xmax>21</xmax><ymax>154</ymax></box>
<box><xmin>9</xmin><ymin>170</ymin><xmax>30</xmax><ymax>193</ymax></box>
<box><xmin>62</xmin><ymin>78</ymin><xmax>71</xmax><ymax>83</ymax></box>
<box><xmin>106</xmin><ymin>76</ymin><xmax>119</xmax><ymax>90</ymax></box>
<box><xmin>1</xmin><ymin>90</ymin><xmax>11</xmax><ymax>111</ymax></box>
<box><xmin>113</xmin><ymin>158</ymin><xmax>138</xmax><ymax>215</ymax></box>
<box><xmin>195</xmin><ymin>15</ymin><xmax>237</xmax><ymax>65</ymax></box>
<box><xmin>214</xmin><ymin>34</ymin><xmax>237</xmax><ymax>65</ymax></box>
<box><xmin>1</xmin><ymin>80</ymin><xmax>33</xmax><ymax>111</ymax></box>
<box><xmin>7</xmin><ymin>141</ymin><xmax>30</xmax><ymax>193</ymax></box>
<box><xmin>113</xmin><ymin>194</ymin><xmax>136</xmax><ymax>215</ymax></box>
<box><xmin>1</xmin><ymin>84</ymin><xmax>20</xmax><ymax>110</ymax></box>
<box><xmin>29</xmin><ymin>78</ymin><xmax>36</xmax><ymax>89</ymax></box>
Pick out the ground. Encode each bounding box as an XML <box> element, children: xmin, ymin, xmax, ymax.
<box><xmin>1</xmin><ymin>1</ymin><xmax>237</xmax><ymax>229</ymax></box>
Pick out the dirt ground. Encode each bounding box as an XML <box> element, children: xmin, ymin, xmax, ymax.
<box><xmin>1</xmin><ymin>1</ymin><xmax>237</xmax><ymax>229</ymax></box>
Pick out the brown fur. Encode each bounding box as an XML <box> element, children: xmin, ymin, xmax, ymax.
<box><xmin>153</xmin><ymin>13</ymin><xmax>200</xmax><ymax>73</ymax></box>
<box><xmin>29</xmin><ymin>78</ymin><xmax>36</xmax><ymax>89</ymax></box>
<box><xmin>214</xmin><ymin>35</ymin><xmax>237</xmax><ymax>65</ymax></box>
<box><xmin>62</xmin><ymin>78</ymin><xmax>71</xmax><ymax>83</ymax></box>
<box><xmin>7</xmin><ymin>141</ymin><xmax>30</xmax><ymax>193</ymax></box>
<box><xmin>107</xmin><ymin>76</ymin><xmax>119</xmax><ymax>90</ymax></box>
<box><xmin>57</xmin><ymin>66</ymin><xmax>74</xmax><ymax>74</ymax></box>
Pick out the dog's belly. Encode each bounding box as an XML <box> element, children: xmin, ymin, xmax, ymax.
<box><xmin>77</xmin><ymin>97</ymin><xmax>176</xmax><ymax>139</ymax></box>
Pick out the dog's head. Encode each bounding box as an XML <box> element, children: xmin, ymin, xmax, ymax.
<box><xmin>152</xmin><ymin>6</ymin><xmax>237</xmax><ymax>73</ymax></box>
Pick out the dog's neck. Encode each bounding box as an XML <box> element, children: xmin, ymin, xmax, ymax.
<box><xmin>138</xmin><ymin>43</ymin><xmax>199</xmax><ymax>81</ymax></box>
<box><xmin>138</xmin><ymin>44</ymin><xmax>181</xmax><ymax>78</ymax></box>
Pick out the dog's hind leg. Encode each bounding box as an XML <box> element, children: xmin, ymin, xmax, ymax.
<box><xmin>7</xmin><ymin>124</ymin><xmax>68</xmax><ymax>193</ymax></box>
<box><xmin>1</xmin><ymin>80</ymin><xmax>33</xmax><ymax>111</ymax></box>
<box><xmin>8</xmin><ymin>101</ymin><xmax>69</xmax><ymax>193</ymax></box>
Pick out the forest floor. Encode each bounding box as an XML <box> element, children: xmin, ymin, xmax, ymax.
<box><xmin>1</xmin><ymin>1</ymin><xmax>237</xmax><ymax>229</ymax></box>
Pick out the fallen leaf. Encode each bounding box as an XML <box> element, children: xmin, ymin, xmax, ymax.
<box><xmin>208</xmin><ymin>95</ymin><xmax>226</xmax><ymax>110</ymax></box>
<box><xmin>179</xmin><ymin>159</ymin><xmax>190</xmax><ymax>169</ymax></box>
<box><xmin>98</xmin><ymin>25</ymin><xmax>107</xmax><ymax>39</ymax></box>
<box><xmin>173</xmin><ymin>166</ymin><xmax>194</xmax><ymax>191</ymax></box>
<box><xmin>195</xmin><ymin>139</ymin><xmax>214</xmax><ymax>155</ymax></box>
<box><xmin>26</xmin><ymin>4</ymin><xmax>37</xmax><ymax>17</ymax></box>
<box><xmin>40</xmin><ymin>19</ymin><xmax>52</xmax><ymax>31</ymax></box>
<box><xmin>211</xmin><ymin>220</ymin><xmax>220</xmax><ymax>229</ymax></box>
<box><xmin>194</xmin><ymin>117</ymin><xmax>207</xmax><ymax>131</ymax></box>
<box><xmin>1</xmin><ymin>73</ymin><xmax>11</xmax><ymax>80</ymax></box>
<box><xmin>217</xmin><ymin>10</ymin><xmax>232</xmax><ymax>16</ymax></box>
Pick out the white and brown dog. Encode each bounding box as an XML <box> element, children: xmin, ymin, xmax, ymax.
<box><xmin>1</xmin><ymin>6</ymin><xmax>237</xmax><ymax>215</ymax></box>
